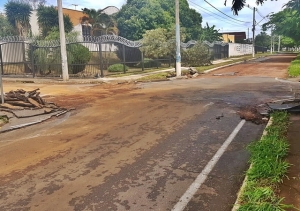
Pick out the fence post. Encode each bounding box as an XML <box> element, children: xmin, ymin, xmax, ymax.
<box><xmin>0</xmin><ymin>44</ymin><xmax>4</xmax><ymax>104</ymax></box>
<box><xmin>30</xmin><ymin>44</ymin><xmax>35</xmax><ymax>78</ymax></box>
<box><xmin>141</xmin><ymin>51</ymin><xmax>144</xmax><ymax>71</ymax></box>
<box><xmin>99</xmin><ymin>43</ymin><xmax>104</xmax><ymax>78</ymax></box>
<box><xmin>122</xmin><ymin>44</ymin><xmax>126</xmax><ymax>73</ymax></box>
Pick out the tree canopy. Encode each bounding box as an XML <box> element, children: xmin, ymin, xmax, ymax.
<box><xmin>116</xmin><ymin>0</ymin><xmax>202</xmax><ymax>41</ymax></box>
<box><xmin>262</xmin><ymin>8</ymin><xmax>300</xmax><ymax>45</ymax></box>
<box><xmin>255</xmin><ymin>32</ymin><xmax>270</xmax><ymax>48</ymax></box>
<box><xmin>0</xmin><ymin>14</ymin><xmax>16</xmax><ymax>36</ymax></box>
<box><xmin>82</xmin><ymin>8</ymin><xmax>118</xmax><ymax>36</ymax></box>
<box><xmin>5</xmin><ymin>0</ymin><xmax>32</xmax><ymax>36</ymax></box>
<box><xmin>199</xmin><ymin>23</ymin><xmax>222</xmax><ymax>43</ymax></box>
<box><xmin>36</xmin><ymin>5</ymin><xmax>73</xmax><ymax>38</ymax></box>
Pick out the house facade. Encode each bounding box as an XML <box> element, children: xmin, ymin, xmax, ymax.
<box><xmin>29</xmin><ymin>6</ymin><xmax>119</xmax><ymax>38</ymax></box>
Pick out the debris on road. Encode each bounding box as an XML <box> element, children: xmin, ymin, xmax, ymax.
<box><xmin>0</xmin><ymin>88</ymin><xmax>73</xmax><ymax>132</ymax></box>
<box><xmin>267</xmin><ymin>99</ymin><xmax>300</xmax><ymax>112</ymax></box>
<box><xmin>237</xmin><ymin>106</ymin><xmax>267</xmax><ymax>125</ymax></box>
<box><xmin>0</xmin><ymin>88</ymin><xmax>60</xmax><ymax>111</ymax></box>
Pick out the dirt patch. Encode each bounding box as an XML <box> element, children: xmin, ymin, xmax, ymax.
<box><xmin>204</xmin><ymin>55</ymin><xmax>295</xmax><ymax>79</ymax></box>
<box><xmin>237</xmin><ymin>106</ymin><xmax>267</xmax><ymax>125</ymax></box>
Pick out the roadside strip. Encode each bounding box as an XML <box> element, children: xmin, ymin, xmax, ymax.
<box><xmin>172</xmin><ymin>120</ymin><xmax>246</xmax><ymax>211</ymax></box>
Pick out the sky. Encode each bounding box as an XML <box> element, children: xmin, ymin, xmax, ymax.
<box><xmin>0</xmin><ymin>0</ymin><xmax>290</xmax><ymax>38</ymax></box>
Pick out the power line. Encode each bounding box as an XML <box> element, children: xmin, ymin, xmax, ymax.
<box><xmin>203</xmin><ymin>0</ymin><xmax>250</xmax><ymax>23</ymax></box>
<box><xmin>188</xmin><ymin>0</ymin><xmax>249</xmax><ymax>27</ymax></box>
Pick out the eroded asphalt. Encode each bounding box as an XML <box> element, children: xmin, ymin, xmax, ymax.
<box><xmin>0</xmin><ymin>54</ymin><xmax>299</xmax><ymax>211</ymax></box>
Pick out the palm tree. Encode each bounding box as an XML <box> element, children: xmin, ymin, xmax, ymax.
<box><xmin>82</xmin><ymin>8</ymin><xmax>118</xmax><ymax>36</ymax></box>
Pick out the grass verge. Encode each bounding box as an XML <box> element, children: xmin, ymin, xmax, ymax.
<box><xmin>237</xmin><ymin>111</ymin><xmax>295</xmax><ymax>211</ymax></box>
<box><xmin>137</xmin><ymin>72</ymin><xmax>172</xmax><ymax>81</ymax></box>
<box><xmin>288</xmin><ymin>54</ymin><xmax>300</xmax><ymax>77</ymax></box>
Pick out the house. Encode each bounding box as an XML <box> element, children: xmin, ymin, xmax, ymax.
<box><xmin>221</xmin><ymin>32</ymin><xmax>246</xmax><ymax>43</ymax></box>
<box><xmin>29</xmin><ymin>6</ymin><xmax>119</xmax><ymax>37</ymax></box>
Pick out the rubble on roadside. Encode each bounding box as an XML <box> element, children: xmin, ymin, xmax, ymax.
<box><xmin>0</xmin><ymin>88</ymin><xmax>72</xmax><ymax>132</ymax></box>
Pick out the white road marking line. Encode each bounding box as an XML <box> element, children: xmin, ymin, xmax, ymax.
<box><xmin>172</xmin><ymin>120</ymin><xmax>246</xmax><ymax>211</ymax></box>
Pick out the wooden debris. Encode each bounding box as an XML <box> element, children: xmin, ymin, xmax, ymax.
<box><xmin>0</xmin><ymin>103</ymin><xmax>24</xmax><ymax>110</ymax></box>
<box><xmin>3</xmin><ymin>88</ymin><xmax>56</xmax><ymax>110</ymax></box>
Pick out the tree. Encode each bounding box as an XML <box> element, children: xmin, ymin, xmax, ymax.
<box><xmin>255</xmin><ymin>32</ymin><xmax>270</xmax><ymax>48</ymax></box>
<box><xmin>36</xmin><ymin>5</ymin><xmax>73</xmax><ymax>38</ymax></box>
<box><xmin>262</xmin><ymin>8</ymin><xmax>300</xmax><ymax>45</ymax></box>
<box><xmin>82</xmin><ymin>8</ymin><xmax>118</xmax><ymax>36</ymax></box>
<box><xmin>116</xmin><ymin>0</ymin><xmax>202</xmax><ymax>41</ymax></box>
<box><xmin>225</xmin><ymin>0</ymin><xmax>265</xmax><ymax>15</ymax></box>
<box><xmin>199</xmin><ymin>23</ymin><xmax>222</xmax><ymax>43</ymax></box>
<box><xmin>140</xmin><ymin>27</ymin><xmax>186</xmax><ymax>60</ymax></box>
<box><xmin>0</xmin><ymin>14</ymin><xmax>17</xmax><ymax>36</ymax></box>
<box><xmin>5</xmin><ymin>0</ymin><xmax>32</xmax><ymax>36</ymax></box>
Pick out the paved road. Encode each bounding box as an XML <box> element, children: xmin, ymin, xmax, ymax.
<box><xmin>0</xmin><ymin>55</ymin><xmax>298</xmax><ymax>211</ymax></box>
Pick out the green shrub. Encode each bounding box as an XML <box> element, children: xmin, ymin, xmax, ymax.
<box><xmin>182</xmin><ymin>42</ymin><xmax>212</xmax><ymax>66</ymax></box>
<box><xmin>67</xmin><ymin>44</ymin><xmax>91</xmax><ymax>74</ymax></box>
<box><xmin>136</xmin><ymin>58</ymin><xmax>161</xmax><ymax>68</ymax></box>
<box><xmin>32</xmin><ymin>43</ymin><xmax>91</xmax><ymax>75</ymax></box>
<box><xmin>108</xmin><ymin>64</ymin><xmax>129</xmax><ymax>72</ymax></box>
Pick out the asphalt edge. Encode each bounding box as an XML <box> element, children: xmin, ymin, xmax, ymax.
<box><xmin>231</xmin><ymin>117</ymin><xmax>274</xmax><ymax>211</ymax></box>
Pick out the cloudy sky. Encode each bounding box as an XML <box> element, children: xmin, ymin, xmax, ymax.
<box><xmin>0</xmin><ymin>0</ymin><xmax>289</xmax><ymax>37</ymax></box>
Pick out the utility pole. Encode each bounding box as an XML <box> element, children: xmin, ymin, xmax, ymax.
<box><xmin>252</xmin><ymin>7</ymin><xmax>256</xmax><ymax>58</ymax></box>
<box><xmin>270</xmin><ymin>33</ymin><xmax>273</xmax><ymax>54</ymax></box>
<box><xmin>278</xmin><ymin>35</ymin><xmax>280</xmax><ymax>52</ymax></box>
<box><xmin>248</xmin><ymin>28</ymin><xmax>249</xmax><ymax>41</ymax></box>
<box><xmin>175</xmin><ymin>0</ymin><xmax>181</xmax><ymax>77</ymax></box>
<box><xmin>57</xmin><ymin>0</ymin><xmax>69</xmax><ymax>81</ymax></box>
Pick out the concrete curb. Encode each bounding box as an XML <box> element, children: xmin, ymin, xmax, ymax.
<box><xmin>231</xmin><ymin>117</ymin><xmax>274</xmax><ymax>211</ymax></box>
<box><xmin>204</xmin><ymin>57</ymin><xmax>259</xmax><ymax>74</ymax></box>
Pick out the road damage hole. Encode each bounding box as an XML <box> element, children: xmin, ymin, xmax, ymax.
<box><xmin>237</xmin><ymin>106</ymin><xmax>267</xmax><ymax>125</ymax></box>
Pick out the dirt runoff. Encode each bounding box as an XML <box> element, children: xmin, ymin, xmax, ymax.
<box><xmin>204</xmin><ymin>55</ymin><xmax>295</xmax><ymax>79</ymax></box>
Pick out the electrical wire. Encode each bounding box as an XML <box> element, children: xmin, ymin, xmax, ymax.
<box><xmin>188</xmin><ymin>0</ymin><xmax>250</xmax><ymax>27</ymax></box>
<box><xmin>203</xmin><ymin>0</ymin><xmax>250</xmax><ymax>23</ymax></box>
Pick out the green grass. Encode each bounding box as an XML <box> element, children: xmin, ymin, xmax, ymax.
<box><xmin>137</xmin><ymin>72</ymin><xmax>172</xmax><ymax>81</ymax></box>
<box><xmin>238</xmin><ymin>111</ymin><xmax>296</xmax><ymax>211</ymax></box>
<box><xmin>196</xmin><ymin>53</ymin><xmax>271</xmax><ymax>73</ymax></box>
<box><xmin>288</xmin><ymin>54</ymin><xmax>300</xmax><ymax>77</ymax></box>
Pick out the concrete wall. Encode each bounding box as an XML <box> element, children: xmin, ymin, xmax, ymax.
<box><xmin>228</xmin><ymin>43</ymin><xmax>253</xmax><ymax>57</ymax></box>
<box><xmin>29</xmin><ymin>10</ymin><xmax>40</xmax><ymax>36</ymax></box>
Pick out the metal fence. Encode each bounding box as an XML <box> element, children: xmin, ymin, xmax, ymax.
<box><xmin>0</xmin><ymin>35</ymin><xmax>268</xmax><ymax>78</ymax></box>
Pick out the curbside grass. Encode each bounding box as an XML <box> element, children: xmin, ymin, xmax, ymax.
<box><xmin>232</xmin><ymin>111</ymin><xmax>295</xmax><ymax>211</ymax></box>
<box><xmin>288</xmin><ymin>54</ymin><xmax>300</xmax><ymax>77</ymax></box>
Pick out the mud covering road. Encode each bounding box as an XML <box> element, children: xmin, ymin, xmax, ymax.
<box><xmin>0</xmin><ymin>54</ymin><xmax>298</xmax><ymax>211</ymax></box>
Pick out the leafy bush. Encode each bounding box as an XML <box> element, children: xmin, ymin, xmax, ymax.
<box><xmin>288</xmin><ymin>54</ymin><xmax>300</xmax><ymax>77</ymax></box>
<box><xmin>33</xmin><ymin>43</ymin><xmax>91</xmax><ymax>75</ymax></box>
<box><xmin>136</xmin><ymin>58</ymin><xmax>161</xmax><ymax>68</ymax></box>
<box><xmin>67</xmin><ymin>44</ymin><xmax>91</xmax><ymax>74</ymax></box>
<box><xmin>182</xmin><ymin>42</ymin><xmax>212</xmax><ymax>67</ymax></box>
<box><xmin>108</xmin><ymin>64</ymin><xmax>129</xmax><ymax>72</ymax></box>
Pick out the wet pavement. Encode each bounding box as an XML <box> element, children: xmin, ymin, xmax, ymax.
<box><xmin>0</xmin><ymin>54</ymin><xmax>299</xmax><ymax>211</ymax></box>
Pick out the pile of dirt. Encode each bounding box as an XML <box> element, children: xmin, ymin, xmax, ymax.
<box><xmin>237</xmin><ymin>106</ymin><xmax>268</xmax><ymax>125</ymax></box>
<box><xmin>0</xmin><ymin>88</ymin><xmax>58</xmax><ymax>112</ymax></box>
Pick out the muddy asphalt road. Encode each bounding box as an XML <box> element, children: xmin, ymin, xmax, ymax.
<box><xmin>0</xmin><ymin>54</ymin><xmax>299</xmax><ymax>211</ymax></box>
